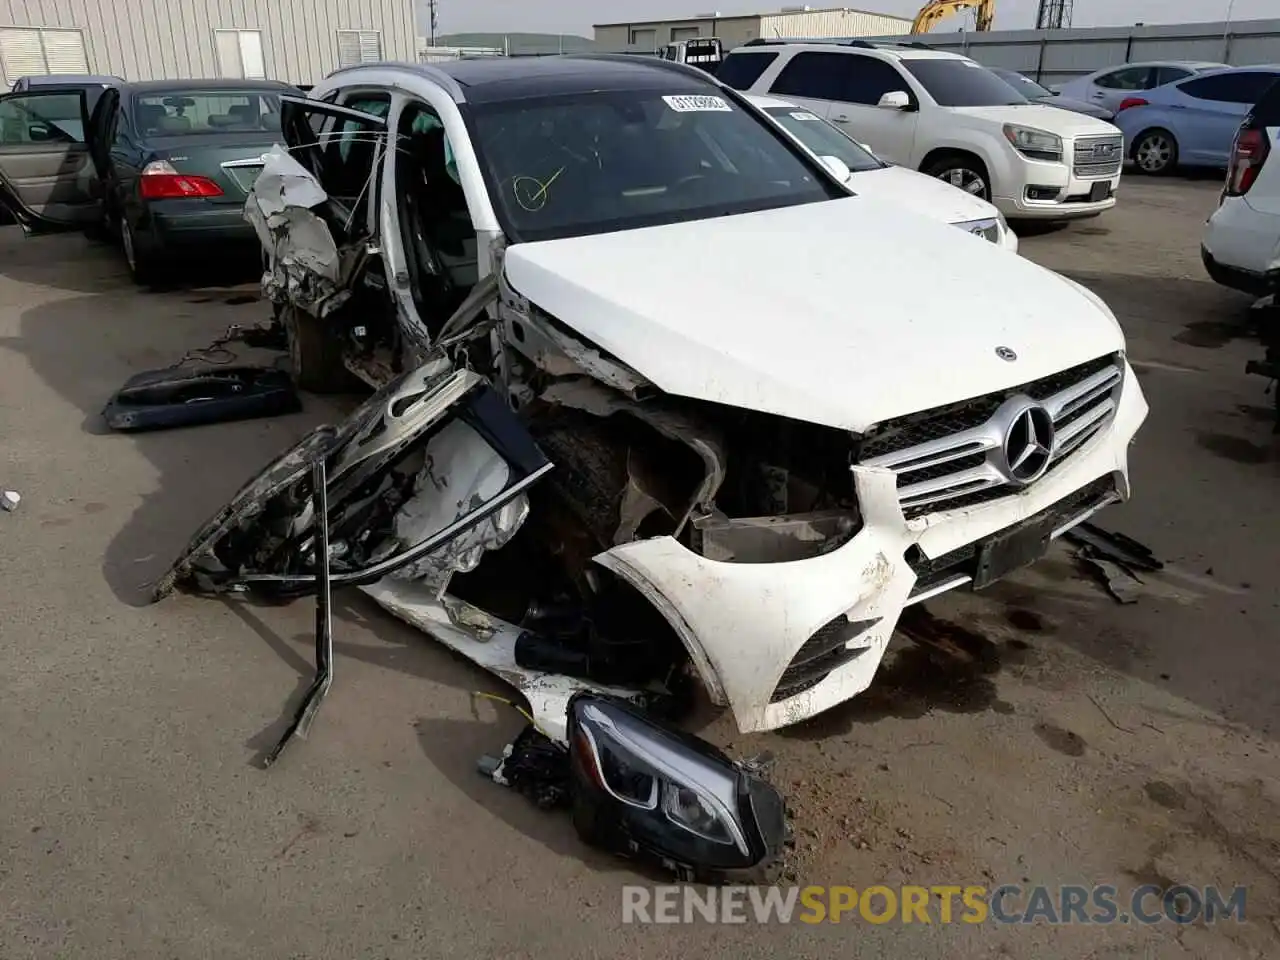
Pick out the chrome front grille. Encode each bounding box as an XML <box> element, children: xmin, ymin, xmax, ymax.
<box><xmin>860</xmin><ymin>355</ymin><xmax>1124</xmax><ymax>518</ymax></box>
<box><xmin>1073</xmin><ymin>135</ymin><xmax>1124</xmax><ymax>179</ymax></box>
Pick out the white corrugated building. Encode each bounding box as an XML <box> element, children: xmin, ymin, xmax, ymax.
<box><xmin>0</xmin><ymin>0</ymin><xmax>416</xmax><ymax>88</ymax></box>
<box><xmin>594</xmin><ymin>6</ymin><xmax>913</xmax><ymax>53</ymax></box>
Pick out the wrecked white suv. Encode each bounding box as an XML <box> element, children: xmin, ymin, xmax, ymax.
<box><xmin>165</xmin><ymin>56</ymin><xmax>1149</xmax><ymax>740</ymax></box>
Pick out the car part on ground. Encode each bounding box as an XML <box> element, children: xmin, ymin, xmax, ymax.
<box><xmin>101</xmin><ymin>364</ymin><xmax>301</xmax><ymax>432</ymax></box>
<box><xmin>1</xmin><ymin>490</ymin><xmax>19</xmax><ymax>513</ymax></box>
<box><xmin>720</xmin><ymin>42</ymin><xmax>1125</xmax><ymax>222</ymax></box>
<box><xmin>1245</xmin><ymin>294</ymin><xmax>1280</xmax><ymax>431</ymax></box>
<box><xmin>479</xmin><ymin>694</ymin><xmax>790</xmax><ymax>883</ymax></box>
<box><xmin>264</xmin><ymin>458</ymin><xmax>335</xmax><ymax>766</ymax></box>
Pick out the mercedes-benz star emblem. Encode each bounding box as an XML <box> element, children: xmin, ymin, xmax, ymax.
<box><xmin>1002</xmin><ymin>403</ymin><xmax>1055</xmax><ymax>485</ymax></box>
<box><xmin>995</xmin><ymin>346</ymin><xmax>1017</xmax><ymax>362</ymax></box>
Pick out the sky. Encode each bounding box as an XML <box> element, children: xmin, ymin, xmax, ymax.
<box><xmin>430</xmin><ymin>0</ymin><xmax>1276</xmax><ymax>37</ymax></box>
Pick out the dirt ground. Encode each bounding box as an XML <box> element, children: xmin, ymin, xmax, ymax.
<box><xmin>1</xmin><ymin>179</ymin><xmax>1278</xmax><ymax>959</ymax></box>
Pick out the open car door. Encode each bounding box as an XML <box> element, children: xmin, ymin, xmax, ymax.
<box><xmin>154</xmin><ymin>363</ymin><xmax>553</xmax><ymax>601</ymax></box>
<box><xmin>0</xmin><ymin>88</ymin><xmax>103</xmax><ymax>232</ymax></box>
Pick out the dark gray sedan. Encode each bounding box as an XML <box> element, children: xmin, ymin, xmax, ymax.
<box><xmin>0</xmin><ymin>78</ymin><xmax>293</xmax><ymax>284</ymax></box>
<box><xmin>990</xmin><ymin>67</ymin><xmax>1116</xmax><ymax>122</ymax></box>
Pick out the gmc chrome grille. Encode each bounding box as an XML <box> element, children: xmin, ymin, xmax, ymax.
<box><xmin>860</xmin><ymin>354</ymin><xmax>1124</xmax><ymax>518</ymax></box>
<box><xmin>1073</xmin><ymin>135</ymin><xmax>1124</xmax><ymax>179</ymax></box>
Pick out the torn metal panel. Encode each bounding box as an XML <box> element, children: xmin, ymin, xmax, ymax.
<box><xmin>539</xmin><ymin>377</ymin><xmax>726</xmax><ymax>542</ymax></box>
<box><xmin>388</xmin><ymin>418</ymin><xmax>531</xmax><ymax>592</ymax></box>
<box><xmin>359</xmin><ymin>578</ymin><xmax>645</xmax><ymax>743</ymax></box>
<box><xmin>245</xmin><ymin>145</ymin><xmax>348</xmax><ymax>317</ymax></box>
<box><xmin>501</xmin><ymin>295</ymin><xmax>652</xmax><ymax>398</ymax></box>
<box><xmin>692</xmin><ymin>510</ymin><xmax>859</xmax><ymax>563</ymax></box>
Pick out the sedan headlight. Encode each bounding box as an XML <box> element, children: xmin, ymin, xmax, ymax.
<box><xmin>1003</xmin><ymin>124</ymin><xmax>1064</xmax><ymax>162</ymax></box>
<box><xmin>568</xmin><ymin>694</ymin><xmax>788</xmax><ymax>882</ymax></box>
<box><xmin>954</xmin><ymin>216</ymin><xmax>1004</xmax><ymax>245</ymax></box>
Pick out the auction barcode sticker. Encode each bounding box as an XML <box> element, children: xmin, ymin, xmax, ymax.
<box><xmin>663</xmin><ymin>94</ymin><xmax>733</xmax><ymax>113</ymax></box>
<box><xmin>790</xmin><ymin>111</ymin><xmax>820</xmax><ymax>121</ymax></box>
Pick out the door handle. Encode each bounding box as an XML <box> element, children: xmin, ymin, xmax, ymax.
<box><xmin>1091</xmin><ymin>92</ymin><xmax>1105</xmax><ymax>99</ymax></box>
<box><xmin>833</xmin><ymin>114</ymin><xmax>850</xmax><ymax>122</ymax></box>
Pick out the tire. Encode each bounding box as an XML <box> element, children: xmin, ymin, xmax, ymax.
<box><xmin>1132</xmin><ymin>129</ymin><xmax>1178</xmax><ymax>176</ymax></box>
<box><xmin>120</xmin><ymin>215</ymin><xmax>160</xmax><ymax>286</ymax></box>
<box><xmin>922</xmin><ymin>153</ymin><xmax>993</xmax><ymax>202</ymax></box>
<box><xmin>282</xmin><ymin>304</ymin><xmax>357</xmax><ymax>394</ymax></box>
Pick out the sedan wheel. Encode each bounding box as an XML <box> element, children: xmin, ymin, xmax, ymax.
<box><xmin>935</xmin><ymin>165</ymin><xmax>991</xmax><ymax>201</ymax></box>
<box><xmin>120</xmin><ymin>216</ymin><xmax>158</xmax><ymax>285</ymax></box>
<box><xmin>1133</xmin><ymin>131</ymin><xmax>1177</xmax><ymax>175</ymax></box>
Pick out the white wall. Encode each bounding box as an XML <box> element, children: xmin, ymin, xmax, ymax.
<box><xmin>0</xmin><ymin>0</ymin><xmax>417</xmax><ymax>87</ymax></box>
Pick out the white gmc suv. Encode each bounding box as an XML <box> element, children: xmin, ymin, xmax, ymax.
<box><xmin>718</xmin><ymin>40</ymin><xmax>1126</xmax><ymax>221</ymax></box>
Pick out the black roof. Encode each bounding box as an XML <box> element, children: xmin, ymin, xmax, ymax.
<box><xmin>433</xmin><ymin>55</ymin><xmax>714</xmax><ymax>104</ymax></box>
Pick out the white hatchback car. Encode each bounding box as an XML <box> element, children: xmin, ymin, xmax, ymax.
<box><xmin>1202</xmin><ymin>79</ymin><xmax>1280</xmax><ymax>296</ymax></box>
<box><xmin>745</xmin><ymin>93</ymin><xmax>1018</xmax><ymax>252</ymax></box>
<box><xmin>719</xmin><ymin>41</ymin><xmax>1126</xmax><ymax>221</ymax></box>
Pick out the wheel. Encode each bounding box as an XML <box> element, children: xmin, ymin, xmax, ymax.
<box><xmin>119</xmin><ymin>215</ymin><xmax>160</xmax><ymax>285</ymax></box>
<box><xmin>923</xmin><ymin>154</ymin><xmax>992</xmax><ymax>202</ymax></box>
<box><xmin>1132</xmin><ymin>129</ymin><xmax>1178</xmax><ymax>176</ymax></box>
<box><xmin>281</xmin><ymin>304</ymin><xmax>358</xmax><ymax>394</ymax></box>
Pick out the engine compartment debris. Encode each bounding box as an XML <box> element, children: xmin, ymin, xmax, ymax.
<box><xmin>1065</xmin><ymin>522</ymin><xmax>1162</xmax><ymax>604</ymax></box>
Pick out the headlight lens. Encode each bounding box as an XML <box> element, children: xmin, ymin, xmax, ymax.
<box><xmin>1003</xmin><ymin>124</ymin><xmax>1063</xmax><ymax>161</ymax></box>
<box><xmin>664</xmin><ymin>782</ymin><xmax>734</xmax><ymax>842</ymax></box>
<box><xmin>568</xmin><ymin>695</ymin><xmax>788</xmax><ymax>880</ymax></box>
<box><xmin>954</xmin><ymin>216</ymin><xmax>1003</xmax><ymax>244</ymax></box>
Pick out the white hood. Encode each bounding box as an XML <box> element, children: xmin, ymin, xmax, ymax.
<box><xmin>849</xmin><ymin>164</ymin><xmax>1001</xmax><ymax>225</ymax></box>
<box><xmin>952</xmin><ymin>103</ymin><xmax>1122</xmax><ymax>138</ymax></box>
<box><xmin>503</xmin><ymin>195</ymin><xmax>1125</xmax><ymax>433</ymax></box>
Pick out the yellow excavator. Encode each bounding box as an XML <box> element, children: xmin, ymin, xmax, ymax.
<box><xmin>911</xmin><ymin>0</ymin><xmax>996</xmax><ymax>34</ymax></box>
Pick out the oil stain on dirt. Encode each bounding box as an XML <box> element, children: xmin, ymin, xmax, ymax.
<box><xmin>1033</xmin><ymin>721</ymin><xmax>1087</xmax><ymax>757</ymax></box>
<box><xmin>780</xmin><ymin>607</ymin><xmax>1011</xmax><ymax>738</ymax></box>
<box><xmin>1196</xmin><ymin>431</ymin><xmax>1272</xmax><ymax>465</ymax></box>
<box><xmin>1144</xmin><ymin>780</ymin><xmax>1186</xmax><ymax>810</ymax></box>
<box><xmin>1174</xmin><ymin>320</ymin><xmax>1246</xmax><ymax>348</ymax></box>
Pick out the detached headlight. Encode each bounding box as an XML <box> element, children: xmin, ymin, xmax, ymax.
<box><xmin>568</xmin><ymin>694</ymin><xmax>788</xmax><ymax>882</ymax></box>
<box><xmin>954</xmin><ymin>216</ymin><xmax>1003</xmax><ymax>245</ymax></box>
<box><xmin>1003</xmin><ymin>124</ymin><xmax>1063</xmax><ymax>162</ymax></box>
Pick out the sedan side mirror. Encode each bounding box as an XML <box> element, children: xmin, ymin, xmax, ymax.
<box><xmin>819</xmin><ymin>154</ymin><xmax>852</xmax><ymax>183</ymax></box>
<box><xmin>877</xmin><ymin>90</ymin><xmax>912</xmax><ymax>111</ymax></box>
<box><xmin>27</xmin><ymin>123</ymin><xmax>55</xmax><ymax>142</ymax></box>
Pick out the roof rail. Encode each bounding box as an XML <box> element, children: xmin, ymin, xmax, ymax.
<box><xmin>743</xmin><ymin>37</ymin><xmax>879</xmax><ymax>48</ymax></box>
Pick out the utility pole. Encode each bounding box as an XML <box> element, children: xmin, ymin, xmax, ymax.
<box><xmin>427</xmin><ymin>0</ymin><xmax>439</xmax><ymax>46</ymax></box>
<box><xmin>1035</xmin><ymin>0</ymin><xmax>1074</xmax><ymax>30</ymax></box>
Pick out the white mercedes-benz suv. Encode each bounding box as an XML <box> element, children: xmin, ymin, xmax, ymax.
<box><xmin>161</xmin><ymin>55</ymin><xmax>1148</xmax><ymax>740</ymax></box>
<box><xmin>718</xmin><ymin>40</ymin><xmax>1126</xmax><ymax>222</ymax></box>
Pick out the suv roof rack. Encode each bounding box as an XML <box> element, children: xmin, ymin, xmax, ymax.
<box><xmin>743</xmin><ymin>37</ymin><xmax>878</xmax><ymax>48</ymax></box>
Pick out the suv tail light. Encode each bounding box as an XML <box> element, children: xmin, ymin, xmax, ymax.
<box><xmin>1117</xmin><ymin>97</ymin><xmax>1148</xmax><ymax>112</ymax></box>
<box><xmin>1226</xmin><ymin>127</ymin><xmax>1270</xmax><ymax>197</ymax></box>
<box><xmin>139</xmin><ymin>160</ymin><xmax>224</xmax><ymax>200</ymax></box>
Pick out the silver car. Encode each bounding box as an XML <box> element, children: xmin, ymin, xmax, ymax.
<box><xmin>1053</xmin><ymin>60</ymin><xmax>1228</xmax><ymax>114</ymax></box>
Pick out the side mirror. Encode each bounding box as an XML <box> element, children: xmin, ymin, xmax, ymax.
<box><xmin>877</xmin><ymin>90</ymin><xmax>912</xmax><ymax>111</ymax></box>
<box><xmin>819</xmin><ymin>154</ymin><xmax>852</xmax><ymax>183</ymax></box>
<box><xmin>27</xmin><ymin>123</ymin><xmax>55</xmax><ymax>142</ymax></box>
